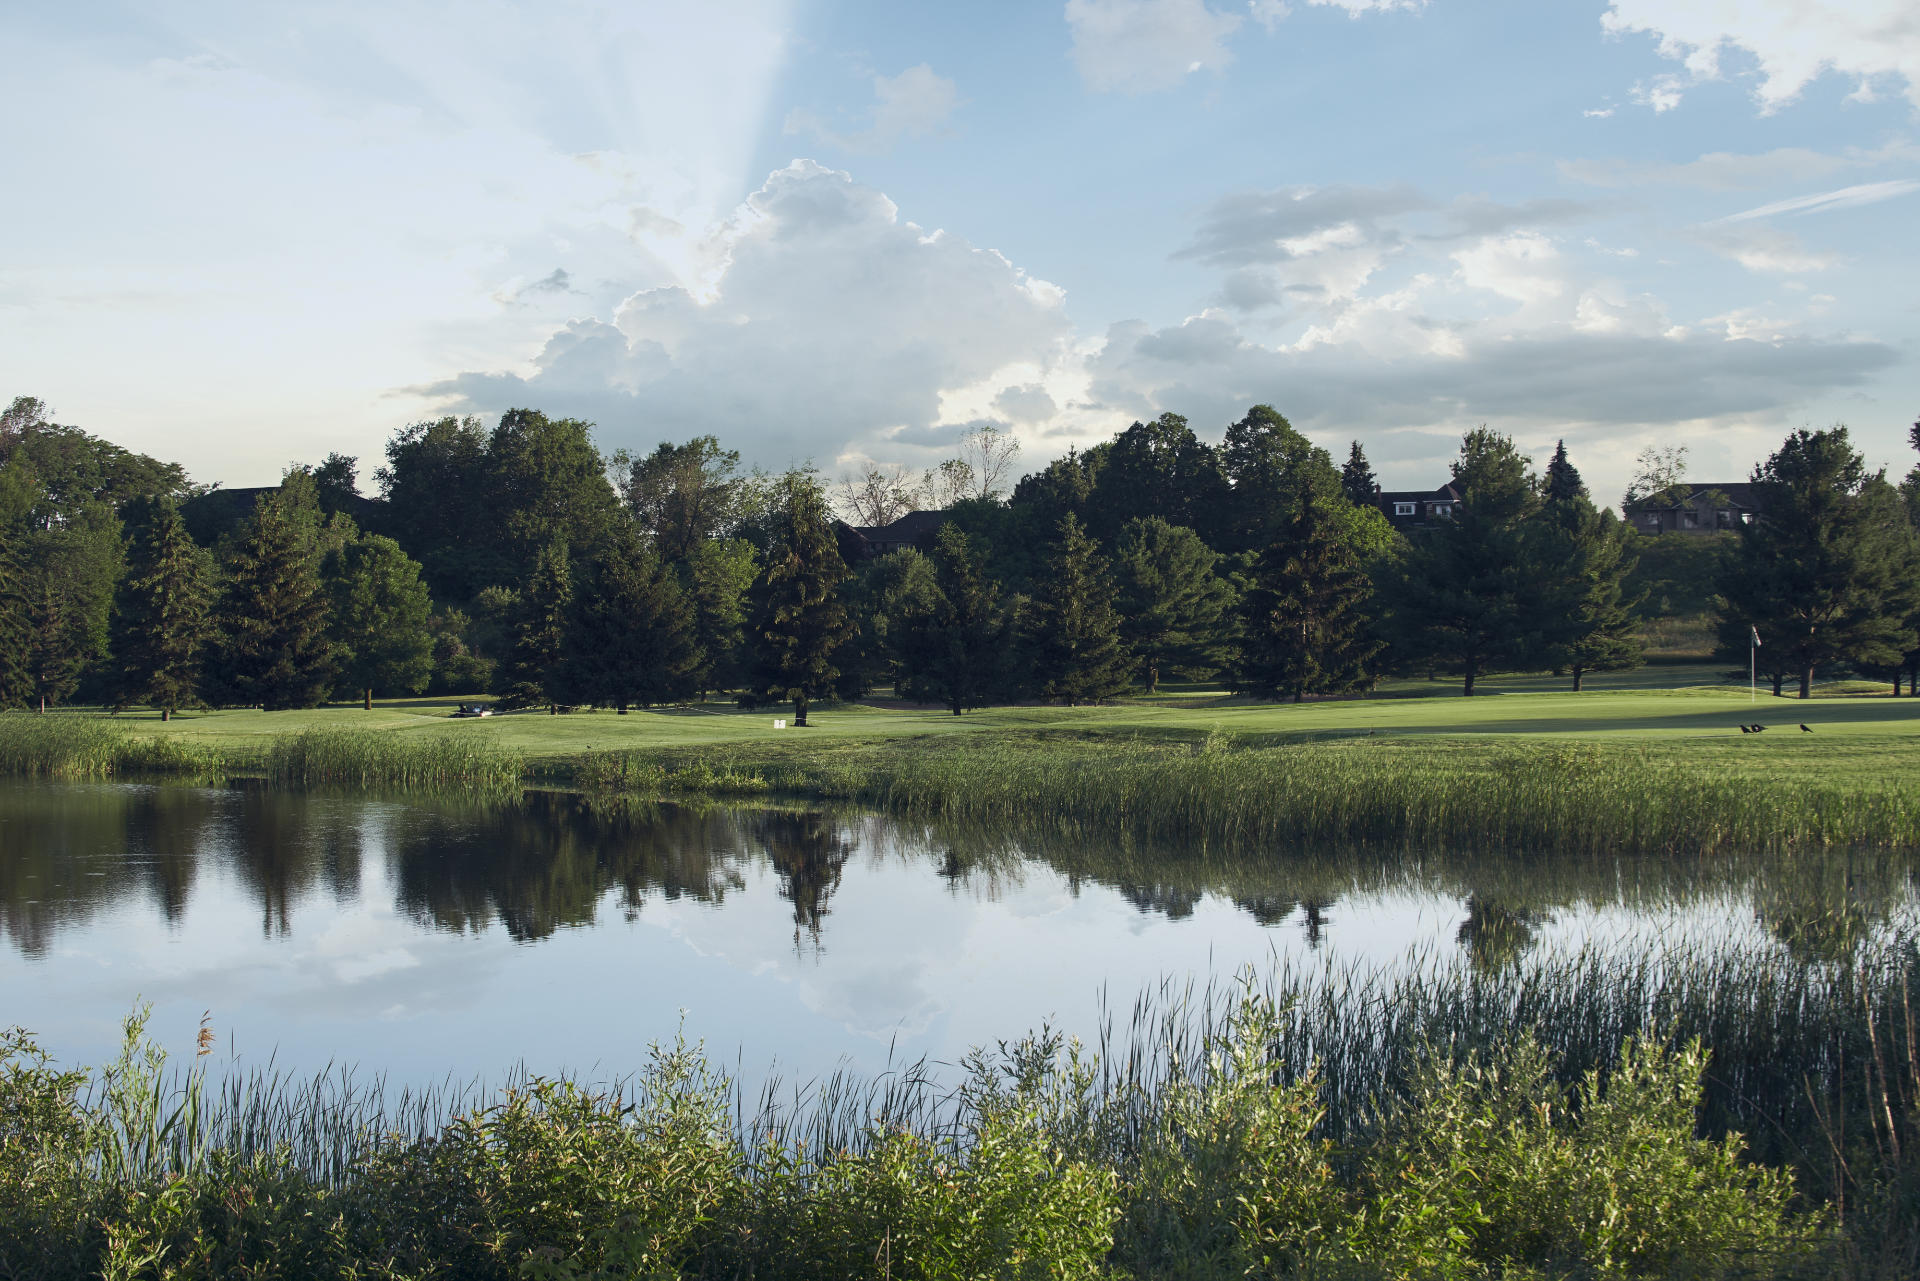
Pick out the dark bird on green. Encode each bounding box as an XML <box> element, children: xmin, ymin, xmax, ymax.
<box><xmin>1800</xmin><ymin>724</ymin><xmax>1813</xmax><ymax>732</ymax></box>
<box><xmin>1739</xmin><ymin>725</ymin><xmax>1753</xmax><ymax>734</ymax></box>
<box><xmin>1751</xmin><ymin>724</ymin><xmax>1767</xmax><ymax>732</ymax></box>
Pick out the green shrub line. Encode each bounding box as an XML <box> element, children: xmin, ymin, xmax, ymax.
<box><xmin>4</xmin><ymin>939</ymin><xmax>1916</xmax><ymax>1278</ymax></box>
<box><xmin>7</xmin><ymin>713</ymin><xmax>1920</xmax><ymax>852</ymax></box>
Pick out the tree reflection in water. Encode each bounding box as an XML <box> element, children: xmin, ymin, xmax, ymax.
<box><xmin>748</xmin><ymin>810</ymin><xmax>856</xmax><ymax>951</ymax></box>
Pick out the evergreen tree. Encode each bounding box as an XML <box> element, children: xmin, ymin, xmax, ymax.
<box><xmin>1030</xmin><ymin>514</ymin><xmax>1129</xmax><ymax>705</ymax></box>
<box><xmin>844</xmin><ymin>548</ymin><xmax>944</xmax><ymax>698</ymax></box>
<box><xmin>1340</xmin><ymin>441</ymin><xmax>1377</xmax><ymax>508</ymax></box>
<box><xmin>1716</xmin><ymin>428</ymin><xmax>1919</xmax><ymax>698</ymax></box>
<box><xmin>1543</xmin><ymin>439</ymin><xmax>1585</xmax><ymax>504</ymax></box>
<box><xmin>1541</xmin><ymin>501</ymin><xmax>1643</xmax><ymax>690</ymax></box>
<box><xmin>0</xmin><ymin>519</ymin><xmax>27</xmax><ymax>708</ymax></box>
<box><xmin>746</xmin><ymin>472</ymin><xmax>854</xmax><ymax>726</ymax></box>
<box><xmin>218</xmin><ymin>488</ymin><xmax>337</xmax><ymax>710</ymax></box>
<box><xmin>18</xmin><ymin>502</ymin><xmax>121</xmax><ymax>711</ymax></box>
<box><xmin>1238</xmin><ymin>487</ymin><xmax>1381</xmax><ymax>702</ymax></box>
<box><xmin>896</xmin><ymin>525</ymin><xmax>1009</xmax><ymax>714</ymax></box>
<box><xmin>568</xmin><ymin>529</ymin><xmax>699</xmax><ymax>711</ymax></box>
<box><xmin>495</xmin><ymin>540</ymin><xmax>572</xmax><ymax>710</ymax></box>
<box><xmin>109</xmin><ymin>495</ymin><xmax>213</xmax><ymax>718</ymax></box>
<box><xmin>1383</xmin><ymin>429</ymin><xmax>1541</xmax><ymax>695</ymax></box>
<box><xmin>681</xmin><ymin>537</ymin><xmax>758</xmax><ymax>700</ymax></box>
<box><xmin>1111</xmin><ymin>517</ymin><xmax>1234</xmax><ymax>692</ymax></box>
<box><xmin>327</xmin><ymin>532</ymin><xmax>435</xmax><ymax>710</ymax></box>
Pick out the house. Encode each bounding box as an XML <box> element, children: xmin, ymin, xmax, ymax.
<box><xmin>1623</xmin><ymin>483</ymin><xmax>1762</xmax><ymax>535</ymax></box>
<box><xmin>837</xmin><ymin>509</ymin><xmax>952</xmax><ymax>561</ymax></box>
<box><xmin>1374</xmin><ymin>483</ymin><xmax>1464</xmax><ymax>531</ymax></box>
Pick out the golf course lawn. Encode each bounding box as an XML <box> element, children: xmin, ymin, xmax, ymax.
<box><xmin>84</xmin><ymin>659</ymin><xmax>1920</xmax><ymax>792</ymax></box>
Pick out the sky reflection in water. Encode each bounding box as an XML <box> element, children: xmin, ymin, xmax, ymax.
<box><xmin>0</xmin><ymin>779</ymin><xmax>1904</xmax><ymax>1090</ymax></box>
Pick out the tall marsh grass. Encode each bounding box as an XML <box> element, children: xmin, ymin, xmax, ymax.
<box><xmin>0</xmin><ymin>713</ymin><xmax>226</xmax><ymax>779</ymax></box>
<box><xmin>584</xmin><ymin>731</ymin><xmax>1920</xmax><ymax>855</ymax></box>
<box><xmin>262</xmin><ymin>728</ymin><xmax>524</xmax><ymax>791</ymax></box>
<box><xmin>3</xmin><ymin>937</ymin><xmax>1914</xmax><ymax>1277</ymax></box>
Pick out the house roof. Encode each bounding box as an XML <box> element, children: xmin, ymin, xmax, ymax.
<box><xmin>1376</xmin><ymin>483</ymin><xmax>1462</xmax><ymax>505</ymax></box>
<box><xmin>1628</xmin><ymin>482</ymin><xmax>1762</xmax><ymax>511</ymax></box>
<box><xmin>855</xmin><ymin>509</ymin><xmax>950</xmax><ymax>543</ymax></box>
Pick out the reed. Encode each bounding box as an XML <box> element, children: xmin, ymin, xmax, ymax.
<box><xmin>0</xmin><ymin>713</ymin><xmax>228</xmax><ymax>779</ymax></box>
<box><xmin>262</xmin><ymin>729</ymin><xmax>524</xmax><ymax>791</ymax></box>
<box><xmin>584</xmin><ymin>730</ymin><xmax>1920</xmax><ymax>856</ymax></box>
<box><xmin>3</xmin><ymin>935</ymin><xmax>1913</xmax><ymax>1277</ymax></box>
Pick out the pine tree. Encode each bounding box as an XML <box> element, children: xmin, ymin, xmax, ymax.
<box><xmin>1716</xmin><ymin>428</ymin><xmax>1918</xmax><ymax>698</ymax></box>
<box><xmin>896</xmin><ymin>525</ymin><xmax>1008</xmax><ymax>714</ymax></box>
<box><xmin>1383</xmin><ymin>429</ymin><xmax>1541</xmax><ymax>695</ymax></box>
<box><xmin>218</xmin><ymin>488</ymin><xmax>337</xmax><ymax>710</ymax></box>
<box><xmin>327</xmin><ymin>532</ymin><xmax>435</xmax><ymax>710</ymax></box>
<box><xmin>496</xmin><ymin>539</ymin><xmax>572</xmax><ymax>710</ymax></box>
<box><xmin>1030</xmin><ymin>514</ymin><xmax>1129</xmax><ymax>705</ymax></box>
<box><xmin>1112</xmin><ymin>517</ymin><xmax>1233</xmax><ymax>692</ymax></box>
<box><xmin>1543</xmin><ymin>439</ymin><xmax>1585</xmax><ymax>504</ymax></box>
<box><xmin>747</xmin><ymin>472</ymin><xmax>854</xmax><ymax>726</ymax></box>
<box><xmin>568</xmin><ymin>530</ymin><xmax>700</xmax><ymax>711</ymax></box>
<box><xmin>0</xmin><ymin>519</ymin><xmax>31</xmax><ymax>708</ymax></box>
<box><xmin>1340</xmin><ymin>441</ymin><xmax>1378</xmax><ymax>508</ymax></box>
<box><xmin>110</xmin><ymin>495</ymin><xmax>213</xmax><ymax>718</ymax></box>
<box><xmin>1238</xmin><ymin>487</ymin><xmax>1381</xmax><ymax>702</ymax></box>
<box><xmin>1541</xmin><ymin>501</ymin><xmax>1643</xmax><ymax>690</ymax></box>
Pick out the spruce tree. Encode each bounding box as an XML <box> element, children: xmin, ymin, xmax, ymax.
<box><xmin>1543</xmin><ymin>439</ymin><xmax>1585</xmax><ymax>504</ymax></box>
<box><xmin>327</xmin><ymin>532</ymin><xmax>435</xmax><ymax>710</ymax></box>
<box><xmin>1238</xmin><ymin>487</ymin><xmax>1380</xmax><ymax>702</ymax></box>
<box><xmin>110</xmin><ymin>495</ymin><xmax>213</xmax><ymax>718</ymax></box>
<box><xmin>1716</xmin><ymin>427</ymin><xmax>1919</xmax><ymax>698</ymax></box>
<box><xmin>0</xmin><ymin>519</ymin><xmax>30</xmax><ymax>708</ymax></box>
<box><xmin>896</xmin><ymin>525</ymin><xmax>1008</xmax><ymax>714</ymax></box>
<box><xmin>1030</xmin><ymin>514</ymin><xmax>1129</xmax><ymax>705</ymax></box>
<box><xmin>218</xmin><ymin>488</ymin><xmax>337</xmax><ymax>710</ymax></box>
<box><xmin>747</xmin><ymin>472</ymin><xmax>854</xmax><ymax>726</ymax></box>
<box><xmin>496</xmin><ymin>539</ymin><xmax>572</xmax><ymax>711</ymax></box>
<box><xmin>1384</xmin><ymin>429</ymin><xmax>1541</xmax><ymax>695</ymax></box>
<box><xmin>1340</xmin><ymin>441</ymin><xmax>1378</xmax><ymax>508</ymax></box>
<box><xmin>1112</xmin><ymin>517</ymin><xmax>1233</xmax><ymax>692</ymax></box>
<box><xmin>682</xmin><ymin>537</ymin><xmax>758</xmax><ymax>700</ymax></box>
<box><xmin>567</xmin><ymin>529</ymin><xmax>700</xmax><ymax>711</ymax></box>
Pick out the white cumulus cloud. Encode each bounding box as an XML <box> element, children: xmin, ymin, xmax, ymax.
<box><xmin>1602</xmin><ymin>0</ymin><xmax>1920</xmax><ymax>112</ymax></box>
<box><xmin>423</xmin><ymin>162</ymin><xmax>1075</xmax><ymax>467</ymax></box>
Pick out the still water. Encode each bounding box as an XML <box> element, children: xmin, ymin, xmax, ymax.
<box><xmin>1</xmin><ymin>779</ymin><xmax>1910</xmax><ymax>1088</ymax></box>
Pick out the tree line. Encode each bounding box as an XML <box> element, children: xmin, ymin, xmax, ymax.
<box><xmin>2</xmin><ymin>393</ymin><xmax>1916</xmax><ymax>717</ymax></box>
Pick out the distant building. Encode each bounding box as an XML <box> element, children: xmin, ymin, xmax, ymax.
<box><xmin>1623</xmin><ymin>484</ymin><xmax>1761</xmax><ymax>535</ymax></box>
<box><xmin>837</xmin><ymin>509</ymin><xmax>952</xmax><ymax>561</ymax></box>
<box><xmin>1373</xmin><ymin>483</ymin><xmax>1464</xmax><ymax>531</ymax></box>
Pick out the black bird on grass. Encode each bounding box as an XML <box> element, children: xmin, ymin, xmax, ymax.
<box><xmin>1739</xmin><ymin>725</ymin><xmax>1753</xmax><ymax>733</ymax></box>
<box><xmin>1750</xmin><ymin>724</ymin><xmax>1767</xmax><ymax>733</ymax></box>
<box><xmin>1800</xmin><ymin>723</ymin><xmax>1813</xmax><ymax>732</ymax></box>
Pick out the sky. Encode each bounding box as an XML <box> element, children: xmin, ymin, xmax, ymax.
<box><xmin>4</xmin><ymin>0</ymin><xmax>1918</xmax><ymax>507</ymax></box>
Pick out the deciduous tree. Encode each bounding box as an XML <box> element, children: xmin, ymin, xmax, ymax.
<box><xmin>326</xmin><ymin>532</ymin><xmax>435</xmax><ymax>710</ymax></box>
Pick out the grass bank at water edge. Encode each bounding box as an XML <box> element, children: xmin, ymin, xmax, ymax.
<box><xmin>5</xmin><ymin>937</ymin><xmax>1918</xmax><ymax>1278</ymax></box>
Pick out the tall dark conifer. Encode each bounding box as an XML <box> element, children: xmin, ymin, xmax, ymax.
<box><xmin>896</xmin><ymin>525</ymin><xmax>1008</xmax><ymax>714</ymax></box>
<box><xmin>1340</xmin><ymin>442</ymin><xmax>1378</xmax><ymax>507</ymax></box>
<box><xmin>110</xmin><ymin>495</ymin><xmax>213</xmax><ymax>718</ymax></box>
<box><xmin>747</xmin><ymin>472</ymin><xmax>854</xmax><ymax>726</ymax></box>
<box><xmin>1716</xmin><ymin>428</ymin><xmax>1918</xmax><ymax>698</ymax></box>
<box><xmin>1112</xmin><ymin>517</ymin><xmax>1233</xmax><ymax>692</ymax></box>
<box><xmin>218</xmin><ymin>489</ymin><xmax>336</xmax><ymax>710</ymax></box>
<box><xmin>496</xmin><ymin>540</ymin><xmax>572</xmax><ymax>710</ymax></box>
<box><xmin>1384</xmin><ymin>429</ymin><xmax>1540</xmax><ymax>695</ymax></box>
<box><xmin>567</xmin><ymin>530</ymin><xmax>699</xmax><ymax>711</ymax></box>
<box><xmin>1543</xmin><ymin>440</ymin><xmax>1586</xmax><ymax>505</ymax></box>
<box><xmin>1030</xmin><ymin>514</ymin><xmax>1129</xmax><ymax>705</ymax></box>
<box><xmin>0</xmin><ymin>520</ymin><xmax>30</xmax><ymax>708</ymax></box>
<box><xmin>1238</xmin><ymin>487</ymin><xmax>1380</xmax><ymax>702</ymax></box>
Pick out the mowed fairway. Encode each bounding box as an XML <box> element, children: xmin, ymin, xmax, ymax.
<box><xmin>102</xmin><ymin>661</ymin><xmax>1920</xmax><ymax>791</ymax></box>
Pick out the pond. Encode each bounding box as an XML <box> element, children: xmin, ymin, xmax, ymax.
<box><xmin>1</xmin><ymin>778</ymin><xmax>1913</xmax><ymax>1090</ymax></box>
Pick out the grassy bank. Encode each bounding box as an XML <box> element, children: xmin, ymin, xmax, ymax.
<box><xmin>7</xmin><ymin>672</ymin><xmax>1920</xmax><ymax>851</ymax></box>
<box><xmin>4</xmin><ymin>938</ymin><xmax>1914</xmax><ymax>1279</ymax></box>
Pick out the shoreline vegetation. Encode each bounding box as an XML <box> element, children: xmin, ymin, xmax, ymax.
<box><xmin>3</xmin><ymin>938</ymin><xmax>1914</xmax><ymax>1277</ymax></box>
<box><xmin>4</xmin><ymin>674</ymin><xmax>1919</xmax><ymax>855</ymax></box>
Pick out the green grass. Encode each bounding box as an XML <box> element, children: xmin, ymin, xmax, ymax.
<box><xmin>10</xmin><ymin>663</ymin><xmax>1920</xmax><ymax>848</ymax></box>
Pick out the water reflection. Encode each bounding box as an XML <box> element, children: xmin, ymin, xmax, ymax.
<box><xmin>2</xmin><ymin>779</ymin><xmax>1917</xmax><ymax>1091</ymax></box>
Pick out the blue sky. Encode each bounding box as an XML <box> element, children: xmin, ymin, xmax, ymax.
<box><xmin>4</xmin><ymin>1</ymin><xmax>1917</xmax><ymax>506</ymax></box>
